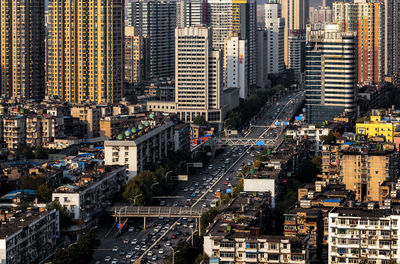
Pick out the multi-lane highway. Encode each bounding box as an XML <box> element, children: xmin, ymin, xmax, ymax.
<box><xmin>92</xmin><ymin>89</ymin><xmax>304</xmax><ymax>264</ymax></box>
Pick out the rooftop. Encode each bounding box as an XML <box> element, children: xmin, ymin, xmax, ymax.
<box><xmin>0</xmin><ymin>208</ymin><xmax>56</xmax><ymax>239</ymax></box>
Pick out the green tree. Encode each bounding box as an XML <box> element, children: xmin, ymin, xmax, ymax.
<box><xmin>194</xmin><ymin>253</ymin><xmax>209</xmax><ymax>264</ymax></box>
<box><xmin>193</xmin><ymin>115</ymin><xmax>208</xmax><ymax>126</ymax></box>
<box><xmin>52</xmin><ymin>230</ymin><xmax>98</xmax><ymax>264</ymax></box>
<box><xmin>19</xmin><ymin>175</ymin><xmax>45</xmax><ymax>190</ymax></box>
<box><xmin>200</xmin><ymin>208</ymin><xmax>219</xmax><ymax>235</ymax></box>
<box><xmin>47</xmin><ymin>201</ymin><xmax>74</xmax><ymax>229</ymax></box>
<box><xmin>36</xmin><ymin>184</ymin><xmax>53</xmax><ymax>202</ymax></box>
<box><xmin>34</xmin><ymin>146</ymin><xmax>48</xmax><ymax>159</ymax></box>
<box><xmin>320</xmin><ymin>133</ymin><xmax>336</xmax><ymax>144</ymax></box>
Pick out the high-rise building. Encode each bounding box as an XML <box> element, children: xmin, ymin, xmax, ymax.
<box><xmin>47</xmin><ymin>0</ymin><xmax>124</xmax><ymax>104</ymax></box>
<box><xmin>305</xmin><ymin>24</ymin><xmax>357</xmax><ymax>124</ymax></box>
<box><xmin>264</xmin><ymin>2</ymin><xmax>285</xmax><ymax>74</ymax></box>
<box><xmin>225</xmin><ymin>33</ymin><xmax>248</xmax><ymax>98</ymax></box>
<box><xmin>384</xmin><ymin>0</ymin><xmax>400</xmax><ymax>83</ymax></box>
<box><xmin>128</xmin><ymin>0</ymin><xmax>176</xmax><ymax>79</ymax></box>
<box><xmin>256</xmin><ymin>29</ymin><xmax>269</xmax><ymax>88</ymax></box>
<box><xmin>0</xmin><ymin>0</ymin><xmax>45</xmax><ymax>100</ymax></box>
<box><xmin>207</xmin><ymin>0</ymin><xmax>257</xmax><ymax>87</ymax></box>
<box><xmin>333</xmin><ymin>1</ymin><xmax>384</xmax><ymax>84</ymax></box>
<box><xmin>288</xmin><ymin>29</ymin><xmax>305</xmax><ymax>79</ymax></box>
<box><xmin>125</xmin><ymin>26</ymin><xmax>149</xmax><ymax>84</ymax></box>
<box><xmin>178</xmin><ymin>0</ymin><xmax>207</xmax><ymax>27</ymax></box>
<box><xmin>175</xmin><ymin>26</ymin><xmax>223</xmax><ymax>123</ymax></box>
<box><xmin>280</xmin><ymin>0</ymin><xmax>309</xmax><ymax>68</ymax></box>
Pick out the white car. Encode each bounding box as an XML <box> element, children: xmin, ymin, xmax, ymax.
<box><xmin>159</xmin><ymin>248</ymin><xmax>164</xmax><ymax>254</ymax></box>
<box><xmin>128</xmin><ymin>227</ymin><xmax>134</xmax><ymax>232</ymax></box>
<box><xmin>148</xmin><ymin>250</ymin><xmax>153</xmax><ymax>256</ymax></box>
<box><xmin>131</xmin><ymin>238</ymin><xmax>137</xmax><ymax>245</ymax></box>
<box><xmin>111</xmin><ymin>259</ymin><xmax>118</xmax><ymax>264</ymax></box>
<box><xmin>105</xmin><ymin>256</ymin><xmax>111</xmax><ymax>262</ymax></box>
<box><xmin>166</xmin><ymin>241</ymin><xmax>171</xmax><ymax>246</ymax></box>
<box><xmin>112</xmin><ymin>246</ymin><xmax>118</xmax><ymax>252</ymax></box>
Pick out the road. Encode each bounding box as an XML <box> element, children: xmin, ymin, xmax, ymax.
<box><xmin>92</xmin><ymin>89</ymin><xmax>304</xmax><ymax>264</ymax></box>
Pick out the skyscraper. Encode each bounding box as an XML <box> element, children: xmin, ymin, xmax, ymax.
<box><xmin>175</xmin><ymin>26</ymin><xmax>223</xmax><ymax>123</ymax></box>
<box><xmin>264</xmin><ymin>2</ymin><xmax>285</xmax><ymax>74</ymax></box>
<box><xmin>333</xmin><ymin>1</ymin><xmax>384</xmax><ymax>84</ymax></box>
<box><xmin>125</xmin><ymin>26</ymin><xmax>149</xmax><ymax>84</ymax></box>
<box><xmin>47</xmin><ymin>0</ymin><xmax>124</xmax><ymax>104</ymax></box>
<box><xmin>225</xmin><ymin>33</ymin><xmax>248</xmax><ymax>98</ymax></box>
<box><xmin>280</xmin><ymin>0</ymin><xmax>309</xmax><ymax>69</ymax></box>
<box><xmin>0</xmin><ymin>0</ymin><xmax>45</xmax><ymax>100</ymax></box>
<box><xmin>384</xmin><ymin>0</ymin><xmax>400</xmax><ymax>83</ymax></box>
<box><xmin>305</xmin><ymin>24</ymin><xmax>357</xmax><ymax>124</ymax></box>
<box><xmin>178</xmin><ymin>0</ymin><xmax>207</xmax><ymax>27</ymax></box>
<box><xmin>128</xmin><ymin>0</ymin><xmax>176</xmax><ymax>79</ymax></box>
<box><xmin>207</xmin><ymin>0</ymin><xmax>256</xmax><ymax>87</ymax></box>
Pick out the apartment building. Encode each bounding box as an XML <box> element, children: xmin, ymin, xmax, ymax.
<box><xmin>128</xmin><ymin>0</ymin><xmax>176</xmax><ymax>79</ymax></box>
<box><xmin>305</xmin><ymin>24</ymin><xmax>357</xmax><ymax>124</ymax></box>
<box><xmin>0</xmin><ymin>209</ymin><xmax>59</xmax><ymax>264</ymax></box>
<box><xmin>264</xmin><ymin>2</ymin><xmax>285</xmax><ymax>75</ymax></box>
<box><xmin>104</xmin><ymin>120</ymin><xmax>177</xmax><ymax>179</ymax></box>
<box><xmin>70</xmin><ymin>105</ymin><xmax>101</xmax><ymax>138</ymax></box>
<box><xmin>174</xmin><ymin>26</ymin><xmax>224</xmax><ymax>124</ymax></box>
<box><xmin>328</xmin><ymin>207</ymin><xmax>400</xmax><ymax>264</ymax></box>
<box><xmin>52</xmin><ymin>166</ymin><xmax>125</xmax><ymax>223</ymax></box>
<box><xmin>42</xmin><ymin>116</ymin><xmax>64</xmax><ymax>146</ymax></box>
<box><xmin>225</xmin><ymin>33</ymin><xmax>248</xmax><ymax>99</ymax></box>
<box><xmin>125</xmin><ymin>26</ymin><xmax>149</xmax><ymax>85</ymax></box>
<box><xmin>333</xmin><ymin>1</ymin><xmax>384</xmax><ymax>84</ymax></box>
<box><xmin>178</xmin><ymin>0</ymin><xmax>207</xmax><ymax>27</ymax></box>
<box><xmin>0</xmin><ymin>0</ymin><xmax>45</xmax><ymax>100</ymax></box>
<box><xmin>26</xmin><ymin>115</ymin><xmax>43</xmax><ymax>147</ymax></box>
<box><xmin>47</xmin><ymin>0</ymin><xmax>124</xmax><ymax>104</ymax></box>
<box><xmin>339</xmin><ymin>142</ymin><xmax>400</xmax><ymax>202</ymax></box>
<box><xmin>356</xmin><ymin>114</ymin><xmax>396</xmax><ymax>143</ymax></box>
<box><xmin>286</xmin><ymin>124</ymin><xmax>331</xmax><ymax>155</ymax></box>
<box><xmin>280</xmin><ymin>0</ymin><xmax>309</xmax><ymax>68</ymax></box>
<box><xmin>3</xmin><ymin>117</ymin><xmax>26</xmax><ymax>151</ymax></box>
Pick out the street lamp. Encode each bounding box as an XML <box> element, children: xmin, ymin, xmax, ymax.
<box><xmin>189</xmin><ymin>226</ymin><xmax>195</xmax><ymax>247</ymax></box>
<box><xmin>178</xmin><ymin>160</ymin><xmax>187</xmax><ymax>173</ymax></box>
<box><xmin>167</xmin><ymin>246</ymin><xmax>180</xmax><ymax>264</ymax></box>
<box><xmin>165</xmin><ymin>170</ymin><xmax>173</xmax><ymax>186</ymax></box>
<box><xmin>150</xmin><ymin>182</ymin><xmax>159</xmax><ymax>192</ymax></box>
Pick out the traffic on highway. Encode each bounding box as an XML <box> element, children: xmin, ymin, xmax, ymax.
<box><xmin>92</xmin><ymin>89</ymin><xmax>305</xmax><ymax>264</ymax></box>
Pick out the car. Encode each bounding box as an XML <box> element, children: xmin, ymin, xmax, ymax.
<box><xmin>131</xmin><ymin>238</ymin><xmax>138</xmax><ymax>245</ymax></box>
<box><xmin>128</xmin><ymin>227</ymin><xmax>135</xmax><ymax>232</ymax></box>
<box><xmin>203</xmin><ymin>177</ymin><xmax>207</xmax><ymax>181</ymax></box>
<box><xmin>228</xmin><ymin>183</ymin><xmax>232</xmax><ymax>187</ymax></box>
<box><xmin>124</xmin><ymin>238</ymin><xmax>129</xmax><ymax>244</ymax></box>
<box><xmin>183</xmin><ymin>187</ymin><xmax>188</xmax><ymax>192</ymax></box>
<box><xmin>191</xmin><ymin>193</ymin><xmax>196</xmax><ymax>197</ymax></box>
<box><xmin>224</xmin><ymin>181</ymin><xmax>229</xmax><ymax>185</ymax></box>
<box><xmin>202</xmin><ymin>203</ymin><xmax>207</xmax><ymax>207</ymax></box>
<box><xmin>171</xmin><ymin>234</ymin><xmax>177</xmax><ymax>239</ymax></box>
<box><xmin>112</xmin><ymin>246</ymin><xmax>119</xmax><ymax>252</ymax></box>
<box><xmin>166</xmin><ymin>241</ymin><xmax>171</xmax><ymax>246</ymax></box>
<box><xmin>147</xmin><ymin>251</ymin><xmax>153</xmax><ymax>256</ymax></box>
<box><xmin>130</xmin><ymin>259</ymin><xmax>137</xmax><ymax>263</ymax></box>
<box><xmin>111</xmin><ymin>259</ymin><xmax>118</xmax><ymax>264</ymax></box>
<box><xmin>159</xmin><ymin>248</ymin><xmax>164</xmax><ymax>254</ymax></box>
<box><xmin>141</xmin><ymin>245</ymin><xmax>148</xmax><ymax>251</ymax></box>
<box><xmin>119</xmin><ymin>250</ymin><xmax>126</xmax><ymax>256</ymax></box>
<box><xmin>105</xmin><ymin>256</ymin><xmax>112</xmax><ymax>262</ymax></box>
<box><xmin>126</xmin><ymin>252</ymin><xmax>133</xmax><ymax>259</ymax></box>
<box><xmin>135</xmin><ymin>245</ymin><xmax>140</xmax><ymax>250</ymax></box>
<box><xmin>162</xmin><ymin>236</ymin><xmax>168</xmax><ymax>241</ymax></box>
<box><xmin>152</xmin><ymin>255</ymin><xmax>158</xmax><ymax>261</ymax></box>
<box><xmin>176</xmin><ymin>231</ymin><xmax>182</xmax><ymax>236</ymax></box>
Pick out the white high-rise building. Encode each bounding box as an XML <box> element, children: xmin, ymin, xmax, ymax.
<box><xmin>175</xmin><ymin>26</ymin><xmax>224</xmax><ymax>123</ymax></box>
<box><xmin>264</xmin><ymin>2</ymin><xmax>285</xmax><ymax>74</ymax></box>
<box><xmin>225</xmin><ymin>34</ymin><xmax>248</xmax><ymax>99</ymax></box>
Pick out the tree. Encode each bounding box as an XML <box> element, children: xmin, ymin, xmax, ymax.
<box><xmin>194</xmin><ymin>253</ymin><xmax>209</xmax><ymax>264</ymax></box>
<box><xmin>19</xmin><ymin>175</ymin><xmax>45</xmax><ymax>190</ymax></box>
<box><xmin>320</xmin><ymin>133</ymin><xmax>336</xmax><ymax>144</ymax></box>
<box><xmin>193</xmin><ymin>115</ymin><xmax>208</xmax><ymax>126</ymax></box>
<box><xmin>52</xmin><ymin>229</ymin><xmax>98</xmax><ymax>264</ymax></box>
<box><xmin>34</xmin><ymin>146</ymin><xmax>48</xmax><ymax>159</ymax></box>
<box><xmin>47</xmin><ymin>201</ymin><xmax>74</xmax><ymax>229</ymax></box>
<box><xmin>36</xmin><ymin>184</ymin><xmax>53</xmax><ymax>202</ymax></box>
<box><xmin>200</xmin><ymin>208</ymin><xmax>219</xmax><ymax>235</ymax></box>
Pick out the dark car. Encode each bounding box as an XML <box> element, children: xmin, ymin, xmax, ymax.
<box><xmin>119</xmin><ymin>250</ymin><xmax>126</xmax><ymax>256</ymax></box>
<box><xmin>171</xmin><ymin>235</ymin><xmax>177</xmax><ymax>239</ymax></box>
<box><xmin>176</xmin><ymin>231</ymin><xmax>182</xmax><ymax>236</ymax></box>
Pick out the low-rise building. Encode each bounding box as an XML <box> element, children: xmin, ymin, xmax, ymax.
<box><xmin>52</xmin><ymin>166</ymin><xmax>125</xmax><ymax>225</ymax></box>
<box><xmin>3</xmin><ymin>116</ymin><xmax>25</xmax><ymax>151</ymax></box>
<box><xmin>104</xmin><ymin>119</ymin><xmax>178</xmax><ymax>179</ymax></box>
<box><xmin>0</xmin><ymin>208</ymin><xmax>59</xmax><ymax>264</ymax></box>
<box><xmin>328</xmin><ymin>207</ymin><xmax>400</xmax><ymax>264</ymax></box>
